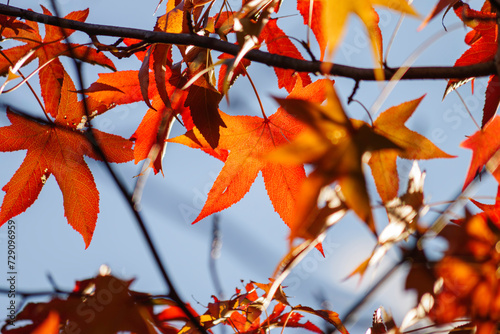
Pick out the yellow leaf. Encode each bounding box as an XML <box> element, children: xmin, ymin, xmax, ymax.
<box><xmin>322</xmin><ymin>0</ymin><xmax>418</xmax><ymax>79</ymax></box>
<box><xmin>272</xmin><ymin>83</ymin><xmax>399</xmax><ymax>240</ymax></box>
<box><xmin>366</xmin><ymin>96</ymin><xmax>455</xmax><ymax>202</ymax></box>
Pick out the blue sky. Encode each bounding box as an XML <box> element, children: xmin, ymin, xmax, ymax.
<box><xmin>0</xmin><ymin>0</ymin><xmax>497</xmax><ymax>332</ymax></box>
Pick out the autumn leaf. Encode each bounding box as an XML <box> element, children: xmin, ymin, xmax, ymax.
<box><xmin>169</xmin><ymin>78</ymin><xmax>330</xmax><ymax>227</ymax></box>
<box><xmin>85</xmin><ymin>70</ymin><xmax>145</xmax><ymax>107</ymax></box>
<box><xmin>231</xmin><ymin>0</ymin><xmax>279</xmax><ymax>77</ymax></box>
<box><xmin>322</xmin><ymin>0</ymin><xmax>417</xmax><ymax>79</ymax></box>
<box><xmin>0</xmin><ymin>72</ymin><xmax>133</xmax><ymax>247</ymax></box>
<box><xmin>356</xmin><ymin>96</ymin><xmax>454</xmax><ymax>203</ymax></box>
<box><xmin>217</xmin><ymin>52</ymin><xmax>251</xmax><ymax>92</ymax></box>
<box><xmin>260</xmin><ymin>18</ymin><xmax>312</xmax><ymax>92</ymax></box>
<box><xmin>86</xmin><ymin>67</ymin><xmax>188</xmax><ymax>174</ymax></box>
<box><xmin>271</xmin><ymin>82</ymin><xmax>399</xmax><ymax>240</ymax></box>
<box><xmin>4</xmin><ymin>273</ymin><xmax>165</xmax><ymax>333</ymax></box>
<box><xmin>293</xmin><ymin>305</ymin><xmax>349</xmax><ymax>334</ymax></box>
<box><xmin>444</xmin><ymin>1</ymin><xmax>498</xmax><ymax>127</ymax></box>
<box><xmin>161</xmin><ymin>281</ymin><xmax>327</xmax><ymax>334</ymax></box>
<box><xmin>470</xmin><ymin>185</ymin><xmax>500</xmax><ymax>223</ymax></box>
<box><xmin>183</xmin><ymin>74</ymin><xmax>226</xmax><ymax>149</ymax></box>
<box><xmin>419</xmin><ymin>0</ymin><xmax>459</xmax><ymax>30</ymax></box>
<box><xmin>461</xmin><ymin>115</ymin><xmax>500</xmax><ymax>190</ymax></box>
<box><xmin>430</xmin><ymin>212</ymin><xmax>500</xmax><ymax>334</ymax></box>
<box><xmin>297</xmin><ymin>0</ymin><xmax>326</xmax><ymax>59</ymax></box>
<box><xmin>348</xmin><ymin>163</ymin><xmax>429</xmax><ymax>280</ymax></box>
<box><xmin>0</xmin><ymin>6</ymin><xmax>115</xmax><ymax>116</ymax></box>
<box><xmin>0</xmin><ymin>14</ymin><xmax>33</xmax><ymax>36</ymax></box>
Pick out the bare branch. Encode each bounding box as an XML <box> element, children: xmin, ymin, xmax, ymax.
<box><xmin>0</xmin><ymin>3</ymin><xmax>496</xmax><ymax>81</ymax></box>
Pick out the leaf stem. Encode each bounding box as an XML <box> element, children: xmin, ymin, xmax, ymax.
<box><xmin>453</xmin><ymin>90</ymin><xmax>480</xmax><ymax>130</ymax></box>
<box><xmin>243</xmin><ymin>66</ymin><xmax>267</xmax><ymax>119</ymax></box>
<box><xmin>332</xmin><ymin>259</ymin><xmax>405</xmax><ymax>333</ymax></box>
<box><xmin>0</xmin><ymin>50</ymin><xmax>50</xmax><ymax>122</ymax></box>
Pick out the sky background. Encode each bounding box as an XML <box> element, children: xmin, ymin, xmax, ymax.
<box><xmin>0</xmin><ymin>0</ymin><xmax>497</xmax><ymax>332</ymax></box>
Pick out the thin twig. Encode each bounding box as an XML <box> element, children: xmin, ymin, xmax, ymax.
<box><xmin>209</xmin><ymin>214</ymin><xmax>224</xmax><ymax>298</ymax></box>
<box><xmin>453</xmin><ymin>90</ymin><xmax>480</xmax><ymax>130</ymax></box>
<box><xmin>332</xmin><ymin>259</ymin><xmax>406</xmax><ymax>333</ymax></box>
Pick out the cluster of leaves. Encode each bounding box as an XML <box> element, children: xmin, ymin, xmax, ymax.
<box><xmin>3</xmin><ymin>271</ymin><xmax>347</xmax><ymax>334</ymax></box>
<box><xmin>0</xmin><ymin>0</ymin><xmax>500</xmax><ymax>333</ymax></box>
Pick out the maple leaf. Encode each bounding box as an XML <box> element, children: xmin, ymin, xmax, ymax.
<box><xmin>297</xmin><ymin>0</ymin><xmax>326</xmax><ymax>59</ymax></box>
<box><xmin>168</xmin><ymin>78</ymin><xmax>330</xmax><ymax>227</ymax></box>
<box><xmin>86</xmin><ymin>67</ymin><xmax>189</xmax><ymax>174</ymax></box>
<box><xmin>217</xmin><ymin>52</ymin><xmax>251</xmax><ymax>92</ymax></box>
<box><xmin>31</xmin><ymin>311</ymin><xmax>59</xmax><ymax>334</ymax></box>
<box><xmin>461</xmin><ymin>115</ymin><xmax>500</xmax><ymax>190</ymax></box>
<box><xmin>444</xmin><ymin>1</ymin><xmax>499</xmax><ymax>127</ymax></box>
<box><xmin>270</xmin><ymin>82</ymin><xmax>399</xmax><ymax>240</ymax></box>
<box><xmin>419</xmin><ymin>0</ymin><xmax>459</xmax><ymax>30</ymax></box>
<box><xmin>0</xmin><ymin>6</ymin><xmax>115</xmax><ymax>116</ymax></box>
<box><xmin>229</xmin><ymin>0</ymin><xmax>279</xmax><ymax>85</ymax></box>
<box><xmin>470</xmin><ymin>185</ymin><xmax>500</xmax><ymax>223</ymax></box>
<box><xmin>161</xmin><ymin>281</ymin><xmax>331</xmax><ymax>334</ymax></box>
<box><xmin>183</xmin><ymin>73</ymin><xmax>226</xmax><ymax>149</ymax></box>
<box><xmin>260</xmin><ymin>19</ymin><xmax>312</xmax><ymax>92</ymax></box>
<box><xmin>348</xmin><ymin>163</ymin><xmax>429</xmax><ymax>280</ymax></box>
<box><xmin>0</xmin><ymin>72</ymin><xmax>133</xmax><ymax>247</ymax></box>
<box><xmin>4</xmin><ymin>272</ymin><xmax>167</xmax><ymax>333</ymax></box>
<box><xmin>430</xmin><ymin>212</ymin><xmax>500</xmax><ymax>334</ymax></box>
<box><xmin>0</xmin><ymin>15</ymin><xmax>33</xmax><ymax>36</ymax></box>
<box><xmin>354</xmin><ymin>96</ymin><xmax>454</xmax><ymax>203</ymax></box>
<box><xmin>321</xmin><ymin>0</ymin><xmax>417</xmax><ymax>79</ymax></box>
<box><xmin>293</xmin><ymin>305</ymin><xmax>349</xmax><ymax>334</ymax></box>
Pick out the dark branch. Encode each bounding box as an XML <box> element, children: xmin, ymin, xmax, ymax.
<box><xmin>0</xmin><ymin>3</ymin><xmax>496</xmax><ymax>81</ymax></box>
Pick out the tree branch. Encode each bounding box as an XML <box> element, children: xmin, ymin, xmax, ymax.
<box><xmin>0</xmin><ymin>3</ymin><xmax>496</xmax><ymax>81</ymax></box>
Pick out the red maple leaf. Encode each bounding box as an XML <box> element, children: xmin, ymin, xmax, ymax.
<box><xmin>217</xmin><ymin>52</ymin><xmax>251</xmax><ymax>92</ymax></box>
<box><xmin>461</xmin><ymin>115</ymin><xmax>500</xmax><ymax>190</ymax></box>
<box><xmin>445</xmin><ymin>1</ymin><xmax>498</xmax><ymax>127</ymax></box>
<box><xmin>260</xmin><ymin>18</ymin><xmax>312</xmax><ymax>92</ymax></box>
<box><xmin>470</xmin><ymin>185</ymin><xmax>500</xmax><ymax>223</ymax></box>
<box><xmin>4</xmin><ymin>273</ymin><xmax>169</xmax><ymax>333</ymax></box>
<box><xmin>0</xmin><ymin>72</ymin><xmax>133</xmax><ymax>247</ymax></box>
<box><xmin>0</xmin><ymin>14</ymin><xmax>34</xmax><ymax>36</ymax></box>
<box><xmin>0</xmin><ymin>6</ymin><xmax>115</xmax><ymax>116</ymax></box>
<box><xmin>431</xmin><ymin>212</ymin><xmax>500</xmax><ymax>334</ymax></box>
<box><xmin>297</xmin><ymin>0</ymin><xmax>326</xmax><ymax>59</ymax></box>
<box><xmin>168</xmin><ymin>78</ymin><xmax>329</xmax><ymax>227</ymax></box>
<box><xmin>86</xmin><ymin>67</ymin><xmax>189</xmax><ymax>174</ymax></box>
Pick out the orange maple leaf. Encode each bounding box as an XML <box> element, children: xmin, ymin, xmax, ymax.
<box><xmin>4</xmin><ymin>273</ymin><xmax>164</xmax><ymax>333</ymax></box>
<box><xmin>260</xmin><ymin>19</ymin><xmax>312</xmax><ymax>92</ymax></box>
<box><xmin>168</xmin><ymin>78</ymin><xmax>330</xmax><ymax>227</ymax></box>
<box><xmin>470</xmin><ymin>185</ymin><xmax>500</xmax><ymax>223</ymax></box>
<box><xmin>86</xmin><ymin>67</ymin><xmax>188</xmax><ymax>175</ymax></box>
<box><xmin>0</xmin><ymin>72</ymin><xmax>133</xmax><ymax>247</ymax></box>
<box><xmin>0</xmin><ymin>6</ymin><xmax>115</xmax><ymax>116</ymax></box>
<box><xmin>461</xmin><ymin>115</ymin><xmax>500</xmax><ymax>190</ymax></box>
<box><xmin>355</xmin><ymin>96</ymin><xmax>454</xmax><ymax>202</ymax></box>
<box><xmin>297</xmin><ymin>0</ymin><xmax>326</xmax><ymax>59</ymax></box>
<box><xmin>270</xmin><ymin>82</ymin><xmax>399</xmax><ymax>240</ymax></box>
<box><xmin>431</xmin><ymin>212</ymin><xmax>500</xmax><ymax>334</ymax></box>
